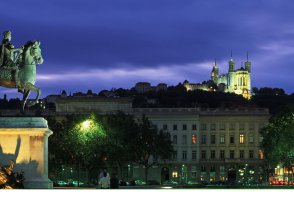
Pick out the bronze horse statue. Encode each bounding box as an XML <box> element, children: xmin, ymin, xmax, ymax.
<box><xmin>0</xmin><ymin>40</ymin><xmax>43</xmax><ymax>114</ymax></box>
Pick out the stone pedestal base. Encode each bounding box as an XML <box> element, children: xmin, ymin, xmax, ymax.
<box><xmin>23</xmin><ymin>178</ymin><xmax>53</xmax><ymax>189</ymax></box>
<box><xmin>0</xmin><ymin>117</ymin><xmax>53</xmax><ymax>189</ymax></box>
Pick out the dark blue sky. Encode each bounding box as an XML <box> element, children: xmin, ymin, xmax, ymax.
<box><xmin>1</xmin><ymin>0</ymin><xmax>294</xmax><ymax>100</ymax></box>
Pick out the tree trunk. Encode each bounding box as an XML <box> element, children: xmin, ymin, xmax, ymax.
<box><xmin>88</xmin><ymin>167</ymin><xmax>91</xmax><ymax>184</ymax></box>
<box><xmin>145</xmin><ymin>164</ymin><xmax>149</xmax><ymax>185</ymax></box>
<box><xmin>77</xmin><ymin>160</ymin><xmax>80</xmax><ymax>187</ymax></box>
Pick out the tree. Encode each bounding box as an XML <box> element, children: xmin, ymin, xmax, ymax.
<box><xmin>58</xmin><ymin>113</ymin><xmax>107</xmax><ymax>186</ymax></box>
<box><xmin>259</xmin><ymin>105</ymin><xmax>294</xmax><ymax>170</ymax></box>
<box><xmin>130</xmin><ymin>114</ymin><xmax>173</xmax><ymax>184</ymax></box>
<box><xmin>252</xmin><ymin>87</ymin><xmax>259</xmax><ymax>95</ymax></box>
<box><xmin>46</xmin><ymin>115</ymin><xmax>64</xmax><ymax>183</ymax></box>
<box><xmin>103</xmin><ymin>111</ymin><xmax>137</xmax><ymax>178</ymax></box>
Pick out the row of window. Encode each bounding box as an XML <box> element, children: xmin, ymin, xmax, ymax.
<box><xmin>173</xmin><ymin>150</ymin><xmax>263</xmax><ymax>160</ymax></box>
<box><xmin>172</xmin><ymin>165</ymin><xmax>263</xmax><ymax>178</ymax></box>
<box><xmin>173</xmin><ymin>134</ymin><xmax>262</xmax><ymax>145</ymax></box>
<box><xmin>158</xmin><ymin>123</ymin><xmax>264</xmax><ymax>131</ymax></box>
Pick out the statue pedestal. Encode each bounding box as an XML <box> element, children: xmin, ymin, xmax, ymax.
<box><xmin>0</xmin><ymin>117</ymin><xmax>53</xmax><ymax>189</ymax></box>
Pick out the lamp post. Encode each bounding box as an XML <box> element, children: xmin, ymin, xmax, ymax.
<box><xmin>244</xmin><ymin>164</ymin><xmax>248</xmax><ymax>183</ymax></box>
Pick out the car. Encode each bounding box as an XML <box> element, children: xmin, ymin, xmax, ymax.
<box><xmin>57</xmin><ymin>181</ymin><xmax>68</xmax><ymax>186</ymax></box>
<box><xmin>279</xmin><ymin>180</ymin><xmax>288</xmax><ymax>185</ymax></box>
<box><xmin>135</xmin><ymin>180</ymin><xmax>146</xmax><ymax>185</ymax></box>
<box><xmin>215</xmin><ymin>180</ymin><xmax>225</xmax><ymax>185</ymax></box>
<box><xmin>162</xmin><ymin>180</ymin><xmax>174</xmax><ymax>185</ymax></box>
<box><xmin>79</xmin><ymin>183</ymin><xmax>95</xmax><ymax>187</ymax></box>
<box><xmin>73</xmin><ymin>181</ymin><xmax>84</xmax><ymax>186</ymax></box>
<box><xmin>270</xmin><ymin>180</ymin><xmax>280</xmax><ymax>185</ymax></box>
<box><xmin>148</xmin><ymin>180</ymin><xmax>160</xmax><ymax>185</ymax></box>
<box><xmin>187</xmin><ymin>181</ymin><xmax>198</xmax><ymax>185</ymax></box>
<box><xmin>245</xmin><ymin>180</ymin><xmax>259</xmax><ymax>185</ymax></box>
<box><xmin>119</xmin><ymin>180</ymin><xmax>130</xmax><ymax>186</ymax></box>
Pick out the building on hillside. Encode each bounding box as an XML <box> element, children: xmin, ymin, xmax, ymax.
<box><xmin>183</xmin><ymin>51</ymin><xmax>252</xmax><ymax>99</ymax></box>
<box><xmin>135</xmin><ymin>82</ymin><xmax>167</xmax><ymax>93</ymax></box>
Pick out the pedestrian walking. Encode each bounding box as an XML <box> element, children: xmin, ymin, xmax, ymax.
<box><xmin>99</xmin><ymin>172</ymin><xmax>110</xmax><ymax>189</ymax></box>
<box><xmin>99</xmin><ymin>167</ymin><xmax>110</xmax><ymax>181</ymax></box>
<box><xmin>130</xmin><ymin>177</ymin><xmax>136</xmax><ymax>186</ymax></box>
<box><xmin>110</xmin><ymin>173</ymin><xmax>119</xmax><ymax>189</ymax></box>
<box><xmin>120</xmin><ymin>178</ymin><xmax>127</xmax><ymax>186</ymax></box>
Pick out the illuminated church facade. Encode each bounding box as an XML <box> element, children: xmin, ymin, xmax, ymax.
<box><xmin>183</xmin><ymin>52</ymin><xmax>251</xmax><ymax>99</ymax></box>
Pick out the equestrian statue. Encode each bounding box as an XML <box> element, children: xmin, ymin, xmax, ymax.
<box><xmin>0</xmin><ymin>31</ymin><xmax>43</xmax><ymax>114</ymax></box>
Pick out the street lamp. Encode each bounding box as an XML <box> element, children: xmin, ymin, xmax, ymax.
<box><xmin>244</xmin><ymin>164</ymin><xmax>248</xmax><ymax>183</ymax></box>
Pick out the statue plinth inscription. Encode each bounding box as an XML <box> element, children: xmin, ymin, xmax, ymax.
<box><xmin>0</xmin><ymin>117</ymin><xmax>53</xmax><ymax>189</ymax></box>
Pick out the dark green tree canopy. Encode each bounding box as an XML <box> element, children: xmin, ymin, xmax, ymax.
<box><xmin>259</xmin><ymin>104</ymin><xmax>294</xmax><ymax>167</ymax></box>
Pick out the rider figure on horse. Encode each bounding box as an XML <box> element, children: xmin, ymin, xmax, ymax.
<box><xmin>0</xmin><ymin>31</ymin><xmax>23</xmax><ymax>89</ymax></box>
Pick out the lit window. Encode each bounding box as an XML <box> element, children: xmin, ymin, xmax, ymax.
<box><xmin>220</xmin><ymin>134</ymin><xmax>225</xmax><ymax>143</ymax></box>
<box><xmin>172</xmin><ymin>172</ymin><xmax>178</xmax><ymax>178</ymax></box>
<box><xmin>192</xmin><ymin>135</ymin><xmax>196</xmax><ymax>144</ymax></box>
<box><xmin>259</xmin><ymin>150</ymin><xmax>263</xmax><ymax>159</ymax></box>
<box><xmin>240</xmin><ymin>134</ymin><xmax>244</xmax><ymax>144</ymax></box>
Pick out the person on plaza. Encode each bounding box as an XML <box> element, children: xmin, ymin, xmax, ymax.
<box><xmin>120</xmin><ymin>178</ymin><xmax>127</xmax><ymax>186</ymax></box>
<box><xmin>0</xmin><ymin>31</ymin><xmax>23</xmax><ymax>90</ymax></box>
<box><xmin>99</xmin><ymin>167</ymin><xmax>110</xmax><ymax>181</ymax></box>
<box><xmin>98</xmin><ymin>172</ymin><xmax>110</xmax><ymax>189</ymax></box>
<box><xmin>110</xmin><ymin>173</ymin><xmax>119</xmax><ymax>189</ymax></box>
<box><xmin>130</xmin><ymin>177</ymin><xmax>136</xmax><ymax>186</ymax></box>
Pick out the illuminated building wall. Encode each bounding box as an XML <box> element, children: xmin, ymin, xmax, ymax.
<box><xmin>184</xmin><ymin>52</ymin><xmax>252</xmax><ymax>99</ymax></box>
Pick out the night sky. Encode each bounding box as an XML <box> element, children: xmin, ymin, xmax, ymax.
<box><xmin>1</xmin><ymin>0</ymin><xmax>294</xmax><ymax>100</ymax></box>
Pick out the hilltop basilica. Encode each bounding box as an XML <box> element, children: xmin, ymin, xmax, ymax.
<box><xmin>183</xmin><ymin>52</ymin><xmax>251</xmax><ymax>99</ymax></box>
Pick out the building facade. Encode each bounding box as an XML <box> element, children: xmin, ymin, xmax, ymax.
<box><xmin>130</xmin><ymin>108</ymin><xmax>269</xmax><ymax>184</ymax></box>
<box><xmin>135</xmin><ymin>82</ymin><xmax>167</xmax><ymax>93</ymax></box>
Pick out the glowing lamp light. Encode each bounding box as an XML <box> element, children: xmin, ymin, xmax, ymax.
<box><xmin>82</xmin><ymin>120</ymin><xmax>90</xmax><ymax>128</ymax></box>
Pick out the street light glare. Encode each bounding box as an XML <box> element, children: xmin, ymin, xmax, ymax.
<box><xmin>82</xmin><ymin>120</ymin><xmax>90</xmax><ymax>128</ymax></box>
